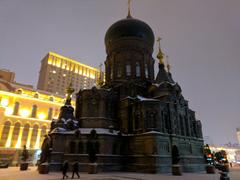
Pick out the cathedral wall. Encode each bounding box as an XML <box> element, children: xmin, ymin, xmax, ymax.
<box><xmin>125</xmin><ymin>132</ymin><xmax>205</xmax><ymax>173</ymax></box>
<box><xmin>49</xmin><ymin>131</ymin><xmax>125</xmax><ymax>171</ymax></box>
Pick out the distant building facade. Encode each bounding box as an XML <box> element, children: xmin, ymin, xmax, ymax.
<box><xmin>210</xmin><ymin>145</ymin><xmax>240</xmax><ymax>164</ymax></box>
<box><xmin>37</xmin><ymin>52</ymin><xmax>101</xmax><ymax>96</ymax></box>
<box><xmin>0</xmin><ymin>69</ymin><xmax>67</xmax><ymax>165</ymax></box>
<box><xmin>237</xmin><ymin>128</ymin><xmax>240</xmax><ymax>144</ymax></box>
<box><xmin>0</xmin><ymin>69</ymin><xmax>15</xmax><ymax>83</ymax></box>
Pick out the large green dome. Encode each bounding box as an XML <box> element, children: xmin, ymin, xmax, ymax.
<box><xmin>105</xmin><ymin>17</ymin><xmax>155</xmax><ymax>47</ymax></box>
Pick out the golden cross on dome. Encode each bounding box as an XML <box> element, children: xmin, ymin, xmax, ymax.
<box><xmin>157</xmin><ymin>37</ymin><xmax>162</xmax><ymax>50</ymax></box>
<box><xmin>156</xmin><ymin>37</ymin><xmax>164</xmax><ymax>65</ymax></box>
<box><xmin>127</xmin><ymin>0</ymin><xmax>132</xmax><ymax>18</ymax></box>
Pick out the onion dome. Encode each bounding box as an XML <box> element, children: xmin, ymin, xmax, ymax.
<box><xmin>105</xmin><ymin>17</ymin><xmax>155</xmax><ymax>47</ymax></box>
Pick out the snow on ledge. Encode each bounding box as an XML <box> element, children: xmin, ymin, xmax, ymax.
<box><xmin>51</xmin><ymin>128</ymin><xmax>120</xmax><ymax>135</ymax></box>
<box><xmin>137</xmin><ymin>95</ymin><xmax>159</xmax><ymax>102</ymax></box>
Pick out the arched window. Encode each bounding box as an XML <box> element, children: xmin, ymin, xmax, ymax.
<box><xmin>11</xmin><ymin>122</ymin><xmax>21</xmax><ymax>147</ymax></box>
<box><xmin>112</xmin><ymin>143</ymin><xmax>118</xmax><ymax>155</ymax></box>
<box><xmin>21</xmin><ymin>124</ymin><xmax>30</xmax><ymax>148</ymax></box>
<box><xmin>49</xmin><ymin>96</ymin><xmax>54</xmax><ymax>101</ymax></box>
<box><xmin>117</xmin><ymin>64</ymin><xmax>122</xmax><ymax>78</ymax></box>
<box><xmin>13</xmin><ymin>102</ymin><xmax>20</xmax><ymax>115</ymax></box>
<box><xmin>31</xmin><ymin>105</ymin><xmax>37</xmax><ymax>118</ymax></box>
<box><xmin>34</xmin><ymin>93</ymin><xmax>39</xmax><ymax>98</ymax></box>
<box><xmin>48</xmin><ymin>108</ymin><xmax>53</xmax><ymax>120</ymax></box>
<box><xmin>78</xmin><ymin>141</ymin><xmax>84</xmax><ymax>154</ymax></box>
<box><xmin>70</xmin><ymin>141</ymin><xmax>76</xmax><ymax>154</ymax></box>
<box><xmin>110</xmin><ymin>66</ymin><xmax>113</xmax><ymax>80</ymax></box>
<box><xmin>136</xmin><ymin>62</ymin><xmax>141</xmax><ymax>77</ymax></box>
<box><xmin>145</xmin><ymin>64</ymin><xmax>149</xmax><ymax>78</ymax></box>
<box><xmin>0</xmin><ymin>121</ymin><xmax>11</xmax><ymax>147</ymax></box>
<box><xmin>17</xmin><ymin>89</ymin><xmax>22</xmax><ymax>94</ymax></box>
<box><xmin>126</xmin><ymin>64</ymin><xmax>131</xmax><ymax>76</ymax></box>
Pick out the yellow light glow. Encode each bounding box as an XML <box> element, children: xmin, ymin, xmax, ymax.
<box><xmin>66</xmin><ymin>63</ymin><xmax>70</xmax><ymax>70</ymax></box>
<box><xmin>79</xmin><ymin>69</ymin><xmax>82</xmax><ymax>75</ymax></box>
<box><xmin>90</xmin><ymin>73</ymin><xmax>95</xmax><ymax>79</ymax></box>
<box><xmin>61</xmin><ymin>63</ymin><xmax>66</xmax><ymax>69</ymax></box>
<box><xmin>49</xmin><ymin>51</ymin><xmax>99</xmax><ymax>71</ymax></box>
<box><xmin>1</xmin><ymin>98</ymin><xmax>9</xmax><ymax>107</ymax></box>
<box><xmin>19</xmin><ymin>109</ymin><xmax>30</xmax><ymax>118</ymax></box>
<box><xmin>56</xmin><ymin>60</ymin><xmax>60</xmax><ymax>67</ymax></box>
<box><xmin>5</xmin><ymin>107</ymin><xmax>13</xmax><ymax>115</ymax></box>
<box><xmin>38</xmin><ymin>113</ymin><xmax>46</xmax><ymax>120</ymax></box>
<box><xmin>48</xmin><ymin>58</ymin><xmax>52</xmax><ymax>65</ymax></box>
<box><xmin>0</xmin><ymin>90</ymin><xmax>64</xmax><ymax>106</ymax></box>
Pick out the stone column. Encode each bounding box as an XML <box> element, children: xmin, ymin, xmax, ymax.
<box><xmin>34</xmin><ymin>128</ymin><xmax>42</xmax><ymax>149</ymax></box>
<box><xmin>15</xmin><ymin>126</ymin><xmax>24</xmax><ymax>148</ymax></box>
<box><xmin>5</xmin><ymin>125</ymin><xmax>14</xmax><ymax>148</ymax></box>
<box><xmin>26</xmin><ymin>127</ymin><xmax>33</xmax><ymax>149</ymax></box>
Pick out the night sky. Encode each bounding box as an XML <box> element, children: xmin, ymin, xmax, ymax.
<box><xmin>0</xmin><ymin>0</ymin><xmax>239</xmax><ymax>145</ymax></box>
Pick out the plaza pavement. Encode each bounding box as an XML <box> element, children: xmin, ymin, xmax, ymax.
<box><xmin>0</xmin><ymin>166</ymin><xmax>240</xmax><ymax>180</ymax></box>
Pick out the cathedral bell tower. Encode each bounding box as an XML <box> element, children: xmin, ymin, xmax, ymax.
<box><xmin>104</xmin><ymin>2</ymin><xmax>155</xmax><ymax>87</ymax></box>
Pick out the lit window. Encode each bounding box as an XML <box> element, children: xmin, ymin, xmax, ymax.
<box><xmin>63</xmin><ymin>74</ymin><xmax>66</xmax><ymax>77</ymax></box>
<box><xmin>136</xmin><ymin>62</ymin><xmax>141</xmax><ymax>77</ymax></box>
<box><xmin>31</xmin><ymin>105</ymin><xmax>37</xmax><ymax>118</ymax></box>
<box><xmin>145</xmin><ymin>64</ymin><xmax>149</xmax><ymax>78</ymax></box>
<box><xmin>13</xmin><ymin>102</ymin><xmax>20</xmax><ymax>115</ymax></box>
<box><xmin>117</xmin><ymin>64</ymin><xmax>122</xmax><ymax>78</ymax></box>
<box><xmin>48</xmin><ymin>108</ymin><xmax>53</xmax><ymax>120</ymax></box>
<box><xmin>52</xmin><ymin>70</ymin><xmax>56</xmax><ymax>74</ymax></box>
<box><xmin>126</xmin><ymin>64</ymin><xmax>131</xmax><ymax>76</ymax></box>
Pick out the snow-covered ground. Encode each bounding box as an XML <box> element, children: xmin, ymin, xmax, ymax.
<box><xmin>0</xmin><ymin>166</ymin><xmax>239</xmax><ymax>180</ymax></box>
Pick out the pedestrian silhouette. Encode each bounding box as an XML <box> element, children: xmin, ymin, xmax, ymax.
<box><xmin>72</xmin><ymin>160</ymin><xmax>80</xmax><ymax>179</ymax></box>
<box><xmin>62</xmin><ymin>160</ymin><xmax>69</xmax><ymax>179</ymax></box>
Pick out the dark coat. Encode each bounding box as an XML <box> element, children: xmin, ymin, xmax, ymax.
<box><xmin>73</xmin><ymin>162</ymin><xmax>79</xmax><ymax>172</ymax></box>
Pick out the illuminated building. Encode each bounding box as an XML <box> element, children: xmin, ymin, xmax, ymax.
<box><xmin>0</xmin><ymin>69</ymin><xmax>69</xmax><ymax>165</ymax></box>
<box><xmin>37</xmin><ymin>52</ymin><xmax>101</xmax><ymax>96</ymax></box>
<box><xmin>210</xmin><ymin>145</ymin><xmax>240</xmax><ymax>164</ymax></box>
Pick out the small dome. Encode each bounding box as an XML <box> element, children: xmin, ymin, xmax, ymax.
<box><xmin>105</xmin><ymin>17</ymin><xmax>155</xmax><ymax>47</ymax></box>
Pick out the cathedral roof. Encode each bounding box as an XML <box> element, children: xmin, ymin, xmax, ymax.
<box><xmin>105</xmin><ymin>17</ymin><xmax>155</xmax><ymax>47</ymax></box>
<box><xmin>155</xmin><ymin>64</ymin><xmax>175</xmax><ymax>84</ymax></box>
